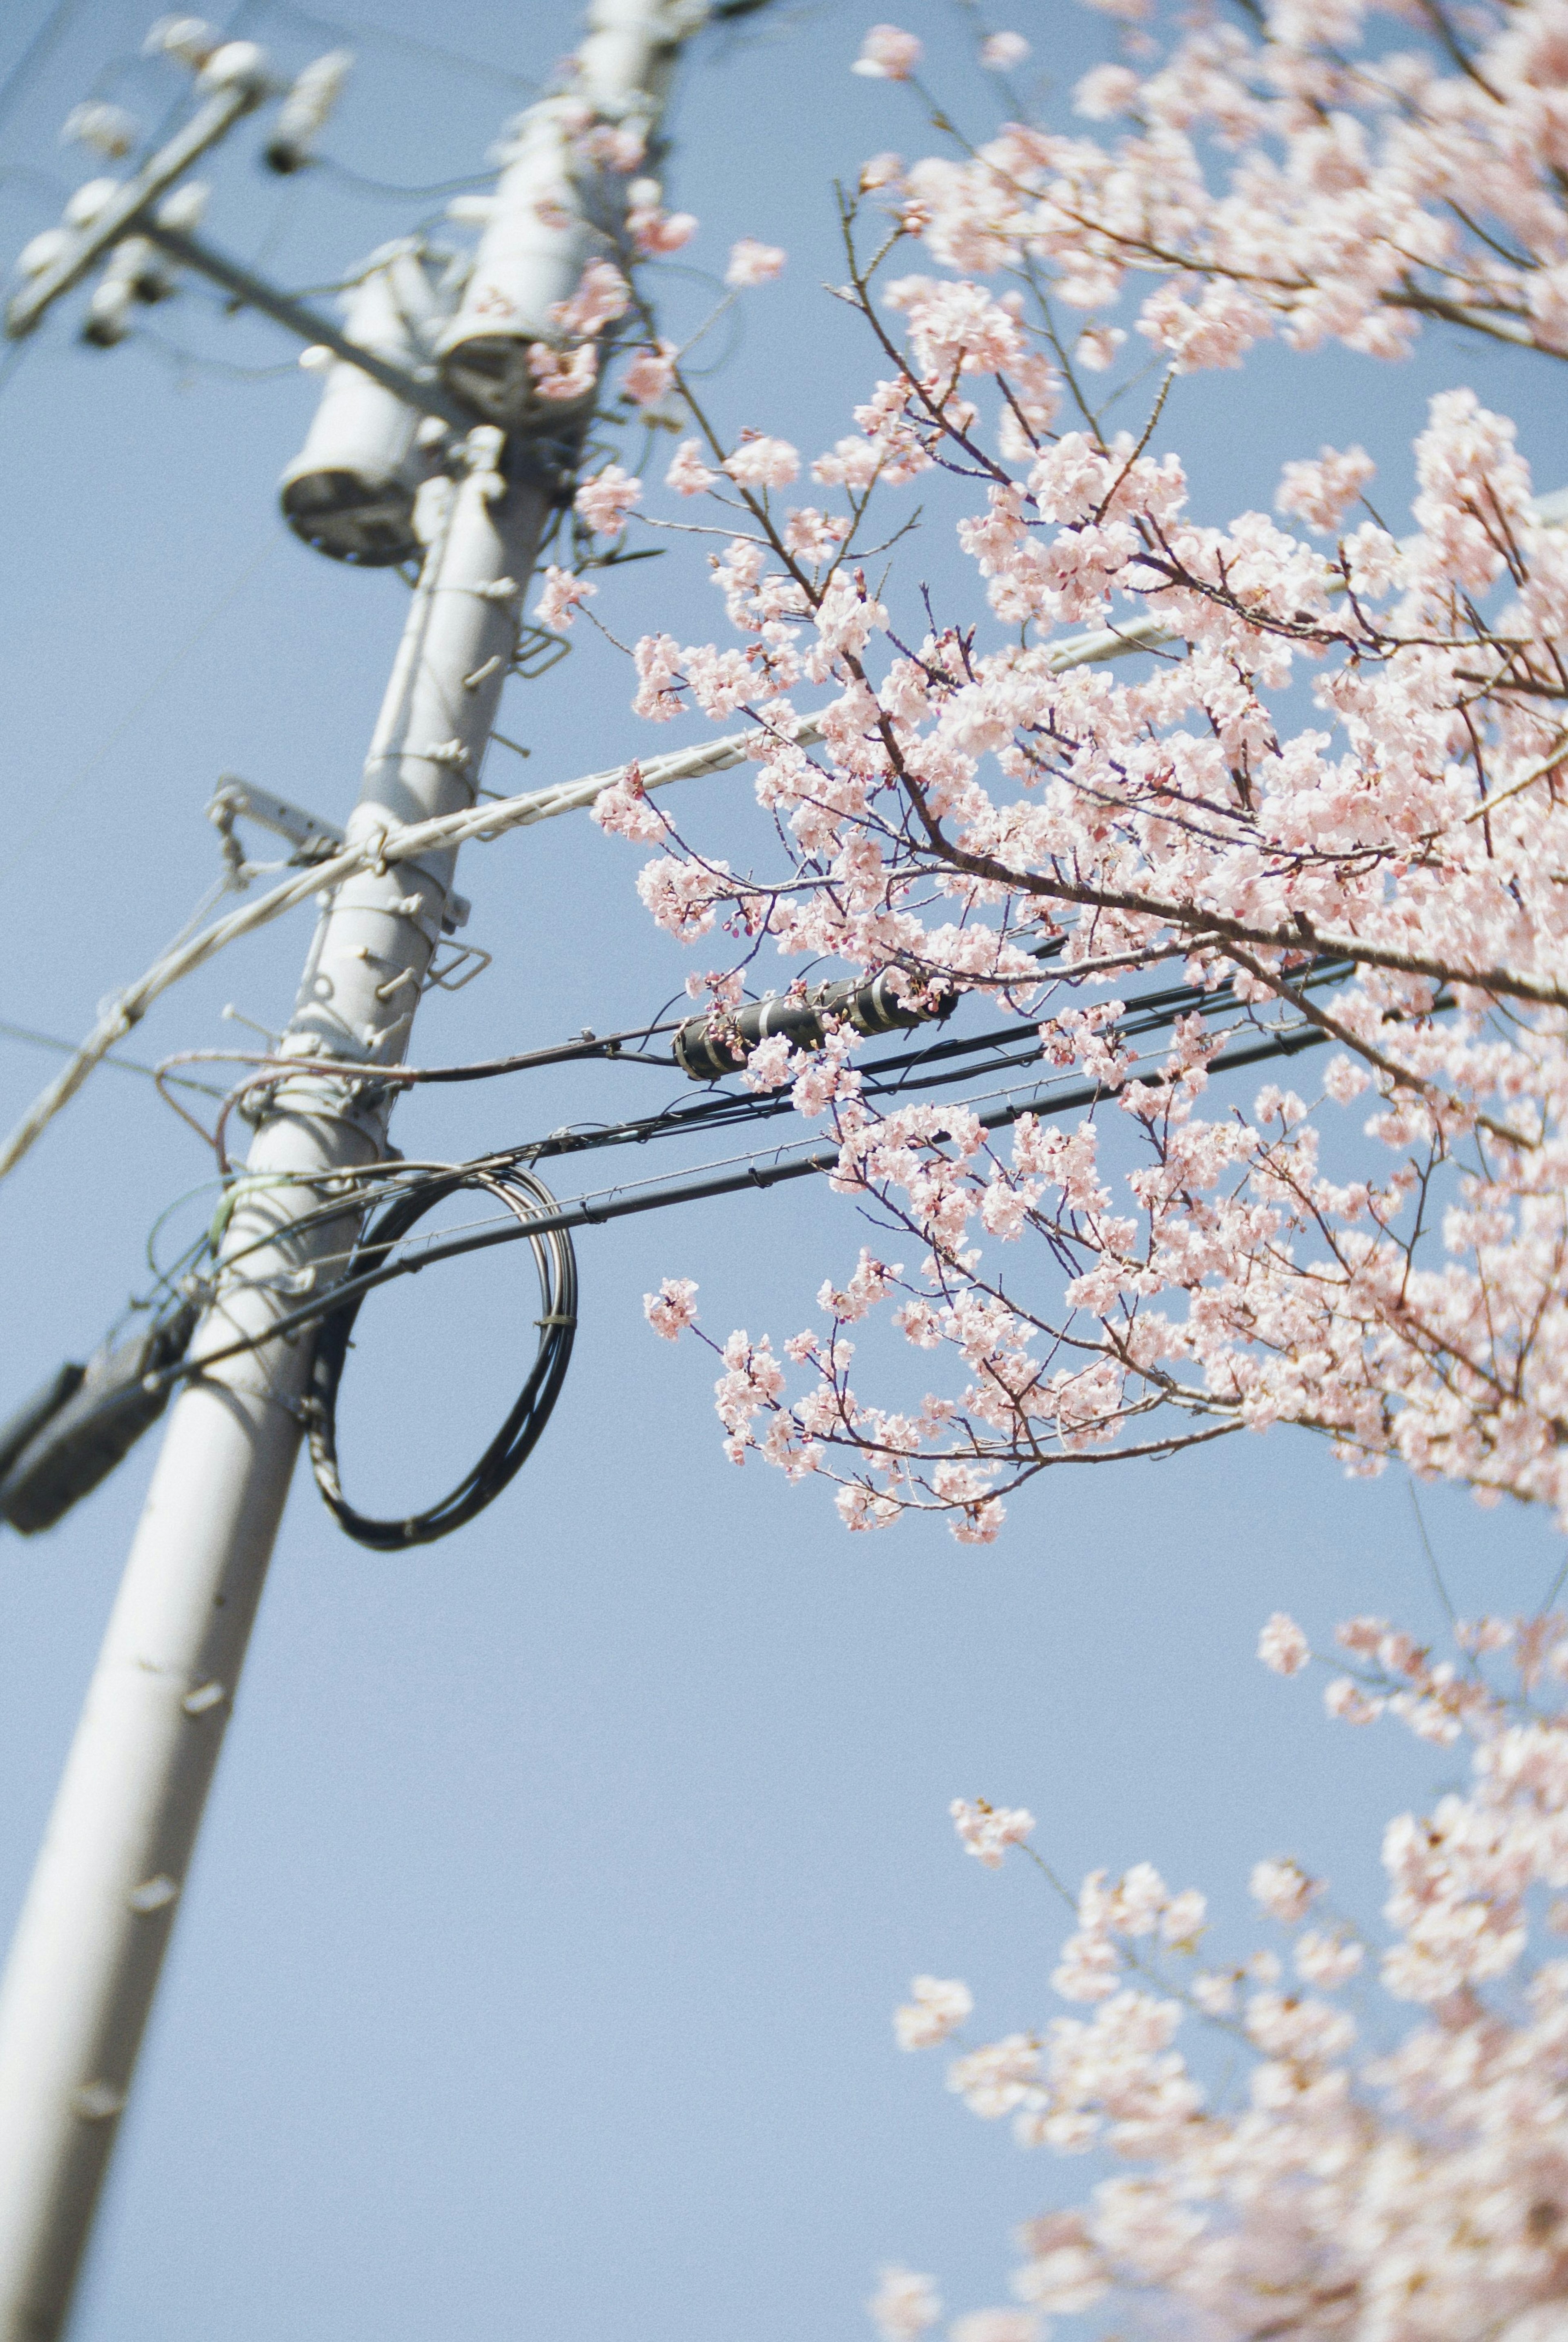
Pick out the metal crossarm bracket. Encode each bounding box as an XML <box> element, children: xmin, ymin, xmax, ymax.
<box><xmin>209</xmin><ymin>778</ymin><xmax>471</xmax><ymax>929</ymax></box>
<box><xmin>5</xmin><ymin>85</ymin><xmax>264</xmax><ymax>340</ymax></box>
<box><xmin>209</xmin><ymin>777</ymin><xmax>345</xmax><ymax>861</ymax></box>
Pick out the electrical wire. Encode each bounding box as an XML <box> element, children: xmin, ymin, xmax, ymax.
<box><xmin>0</xmin><ymin>532</ymin><xmax>281</xmax><ymax>877</ymax></box>
<box><xmin>305</xmin><ymin>1162</ymin><xmax>575</xmax><ymax>1549</ymax></box>
<box><xmin>173</xmin><ymin>960</ymin><xmax>1358</xmax><ymax>1312</ymax></box>
<box><xmin>144</xmin><ymin>1000</ymin><xmax>1339</xmax><ymax>1406</ymax></box>
<box><xmin>258</xmin><ymin>0</ymin><xmax>538</xmax><ymax>94</ymax></box>
<box><xmin>0</xmin><ymin>0</ymin><xmax>87</xmax><ymax>141</ymax></box>
<box><xmin>314</xmin><ymin>156</ymin><xmax>492</xmax><ymax>202</ymax></box>
<box><xmin>0</xmin><ymin>1017</ymin><xmax>227</xmax><ymax>1096</ymax></box>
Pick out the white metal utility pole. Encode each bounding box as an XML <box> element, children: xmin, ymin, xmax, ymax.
<box><xmin>0</xmin><ymin>5</ymin><xmax>704</xmax><ymax>2333</ymax></box>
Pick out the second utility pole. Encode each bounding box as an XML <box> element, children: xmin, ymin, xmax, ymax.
<box><xmin>0</xmin><ymin>4</ymin><xmax>704</xmax><ymax>2333</ymax></box>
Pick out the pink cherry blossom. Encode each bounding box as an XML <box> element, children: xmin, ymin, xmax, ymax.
<box><xmin>643</xmin><ymin>1277</ymin><xmax>698</xmax><ymax>1340</ymax></box>
<box><xmin>724</xmin><ymin>237</ymin><xmax>786</xmax><ymax>287</ymax></box>
<box><xmin>722</xmin><ymin>434</ymin><xmax>800</xmax><ymax>490</ymax></box>
<box><xmin>853</xmin><ymin>24</ymin><xmax>923</xmax><ymax>80</ymax></box>
<box><xmin>1073</xmin><ymin>325</ymin><xmax>1125</xmax><ymax>371</ymax></box>
<box><xmin>550</xmin><ymin>257</ymin><xmax>628</xmax><ymax>338</ymax></box>
<box><xmin>531</xmin><ymin>565</ymin><xmax>595</xmax><ymax>633</ymax></box>
<box><xmin>628</xmin><ymin>204</ymin><xmax>696</xmax><ymax>256</ymax></box>
<box><xmin>1276</xmin><ymin>445</ymin><xmax>1376</xmax><ymax>534</ymax></box>
<box><xmin>1249</xmin><ymin>1856</ymin><xmax>1321</xmax><ymax>1926</ymax></box>
<box><xmin>868</xmin><ymin>2268</ymin><xmax>940</xmax><ymax>2341</ymax></box>
<box><xmin>621</xmin><ymin>339</ymin><xmax>677</xmax><ymax>408</ymax></box>
<box><xmin>573</xmin><ymin>462</ymin><xmax>641</xmax><ymax>537</ymax></box>
<box><xmin>951</xmin><ymin>1798</ymin><xmax>1035</xmax><ymax>1868</ymax></box>
<box><xmin>1258</xmin><ymin>1613</ymin><xmax>1310</xmax><ymax>1676</ymax></box>
<box><xmin>664</xmin><ymin>438</ymin><xmax>716</xmax><ymax>497</ymax></box>
<box><xmin>894</xmin><ymin>1974</ymin><xmax>973</xmax><ymax>2048</ymax></box>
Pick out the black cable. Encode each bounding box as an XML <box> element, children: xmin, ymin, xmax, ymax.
<box><xmin>151</xmin><ymin>1009</ymin><xmax>1334</xmax><ymax>1400</ymax></box>
<box><xmin>304</xmin><ymin>1162</ymin><xmax>576</xmax><ymax>1550</ymax></box>
<box><xmin>315</xmin><ymin>156</ymin><xmax>493</xmax><ymax>201</ymax></box>
<box><xmin>202</xmin><ymin>964</ymin><xmax>1357</xmax><ymax>1293</ymax></box>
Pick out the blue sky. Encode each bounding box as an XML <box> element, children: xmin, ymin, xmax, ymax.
<box><xmin>0</xmin><ymin>2</ymin><xmax>1566</xmax><ymax>2337</ymax></box>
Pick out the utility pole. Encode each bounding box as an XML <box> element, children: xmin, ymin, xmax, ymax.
<box><xmin>0</xmin><ymin>5</ymin><xmax>705</xmax><ymax>2332</ymax></box>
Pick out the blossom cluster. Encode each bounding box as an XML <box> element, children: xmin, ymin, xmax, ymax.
<box><xmin>851</xmin><ymin>0</ymin><xmax>1568</xmax><ymax>368</ymax></box>
<box><xmin>604</xmin><ymin>5</ymin><xmax>1568</xmax><ymax>1542</ymax></box>
<box><xmin>885</xmin><ymin>1611</ymin><xmax>1568</xmax><ymax>2342</ymax></box>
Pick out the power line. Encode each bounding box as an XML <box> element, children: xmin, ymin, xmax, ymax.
<box><xmin>0</xmin><ymin>0</ymin><xmax>87</xmax><ymax>143</ymax></box>
<box><xmin>0</xmin><ymin>1018</ymin><xmax>225</xmax><ymax>1097</ymax></box>
<box><xmin>260</xmin><ymin>0</ymin><xmax>539</xmax><ymax>95</ymax></box>
<box><xmin>147</xmin><ymin>1006</ymin><xmax>1336</xmax><ymax>1397</ymax></box>
<box><xmin>0</xmin><ymin>531</ymin><xmax>280</xmax><ymax>877</ymax></box>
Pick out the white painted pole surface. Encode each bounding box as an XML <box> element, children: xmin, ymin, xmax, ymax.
<box><xmin>0</xmin><ymin>7</ymin><xmax>702</xmax><ymax>2332</ymax></box>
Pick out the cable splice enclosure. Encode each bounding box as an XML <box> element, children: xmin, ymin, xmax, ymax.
<box><xmin>0</xmin><ymin>1306</ymin><xmax>196</xmax><ymax>1536</ymax></box>
<box><xmin>673</xmin><ymin>973</ymin><xmax>954</xmax><ymax>1082</ymax></box>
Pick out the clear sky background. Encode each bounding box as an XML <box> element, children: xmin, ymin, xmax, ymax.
<box><xmin>0</xmin><ymin>2</ymin><xmax>1566</xmax><ymax>2338</ymax></box>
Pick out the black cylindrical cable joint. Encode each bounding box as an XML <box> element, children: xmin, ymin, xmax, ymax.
<box><xmin>673</xmin><ymin>973</ymin><xmax>953</xmax><ymax>1082</ymax></box>
<box><xmin>0</xmin><ymin>1303</ymin><xmax>197</xmax><ymax>1535</ymax></box>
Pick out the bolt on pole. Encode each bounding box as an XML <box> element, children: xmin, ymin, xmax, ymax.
<box><xmin>0</xmin><ymin>6</ymin><xmax>705</xmax><ymax>2333</ymax></box>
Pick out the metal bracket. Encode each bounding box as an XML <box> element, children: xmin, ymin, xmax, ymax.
<box><xmin>426</xmin><ymin>941</ymin><xmax>492</xmax><ymax>993</ymax></box>
<box><xmin>207</xmin><ymin>776</ymin><xmax>471</xmax><ymax>931</ymax></box>
<box><xmin>512</xmin><ymin>624</ymin><xmax>572</xmax><ymax>681</ymax></box>
<box><xmin>210</xmin><ymin>776</ymin><xmax>344</xmax><ymax>862</ymax></box>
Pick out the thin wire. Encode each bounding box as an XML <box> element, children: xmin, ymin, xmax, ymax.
<box><xmin>134</xmin><ymin>326</ymin><xmax>305</xmax><ymax>383</ymax></box>
<box><xmin>258</xmin><ymin>0</ymin><xmax>538</xmax><ymax>94</ymax></box>
<box><xmin>315</xmin><ymin>156</ymin><xmax>492</xmax><ymax>201</ymax></box>
<box><xmin>147</xmin><ymin>1015</ymin><xmax>1334</xmax><ymax>1395</ymax></box>
<box><xmin>0</xmin><ymin>1018</ymin><xmax>225</xmax><ymax>1096</ymax></box>
<box><xmin>0</xmin><ymin>338</ymin><xmax>31</xmax><ymax>411</ymax></box>
<box><xmin>0</xmin><ymin>0</ymin><xmax>87</xmax><ymax>142</ymax></box>
<box><xmin>0</xmin><ymin>532</ymin><xmax>281</xmax><ymax>877</ymax></box>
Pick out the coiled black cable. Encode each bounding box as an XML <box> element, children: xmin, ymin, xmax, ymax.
<box><xmin>305</xmin><ymin>1165</ymin><xmax>576</xmax><ymax>1550</ymax></box>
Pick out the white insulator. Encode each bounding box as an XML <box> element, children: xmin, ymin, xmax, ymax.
<box><xmin>155</xmin><ymin>179</ymin><xmax>208</xmax><ymax>232</ymax></box>
<box><xmin>435</xmin><ymin>101</ymin><xmax>593</xmax><ymax>427</ymax></box>
<box><xmin>196</xmin><ymin>39</ymin><xmax>269</xmax><ymax>93</ymax></box>
<box><xmin>264</xmin><ymin>48</ymin><xmax>352</xmax><ymax>173</ymax></box>
<box><xmin>16</xmin><ymin>227</ymin><xmax>71</xmax><ymax>279</ymax></box>
<box><xmin>81</xmin><ymin>275</ymin><xmax>133</xmax><ymax>347</ymax></box>
<box><xmin>60</xmin><ymin>103</ymin><xmax>140</xmax><ymax>160</ymax></box>
<box><xmin>279</xmin><ymin>248</ymin><xmax>445</xmax><ymax>566</ymax></box>
<box><xmin>63</xmin><ymin>178</ymin><xmax>121</xmax><ymax>229</ymax></box>
<box><xmin>144</xmin><ymin>14</ymin><xmax>214</xmax><ymax>64</ymax></box>
<box><xmin>81</xmin><ymin>236</ymin><xmax>170</xmax><ymax>344</ymax></box>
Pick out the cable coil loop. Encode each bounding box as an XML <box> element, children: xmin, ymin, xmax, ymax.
<box><xmin>306</xmin><ymin>1163</ymin><xmax>576</xmax><ymax>1549</ymax></box>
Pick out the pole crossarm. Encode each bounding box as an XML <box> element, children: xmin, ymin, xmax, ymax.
<box><xmin>142</xmin><ymin>222</ymin><xmax>475</xmax><ymax>432</ymax></box>
<box><xmin>4</xmin><ymin>84</ymin><xmax>264</xmax><ymax>340</ymax></box>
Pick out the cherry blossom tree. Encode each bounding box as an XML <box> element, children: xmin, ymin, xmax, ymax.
<box><xmin>541</xmin><ymin>0</ymin><xmax>1568</xmax><ymax>1545</ymax></box>
<box><xmin>872</xmin><ymin>1604</ymin><xmax>1568</xmax><ymax>2342</ymax></box>
<box><xmin>528</xmin><ymin>4</ymin><xmax>1568</xmax><ymax>2328</ymax></box>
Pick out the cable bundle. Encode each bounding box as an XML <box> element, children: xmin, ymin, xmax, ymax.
<box><xmin>304</xmin><ymin>1163</ymin><xmax>576</xmax><ymax>1549</ymax></box>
